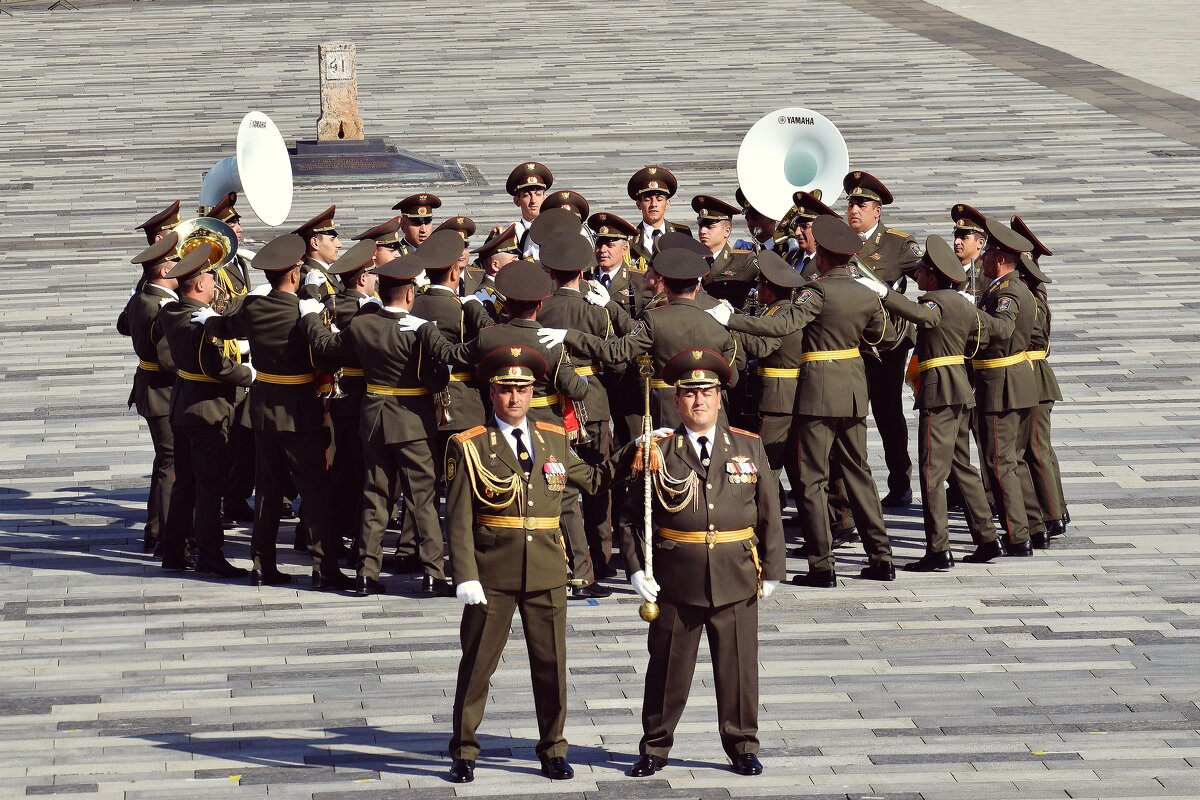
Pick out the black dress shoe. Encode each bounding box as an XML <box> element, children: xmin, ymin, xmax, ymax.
<box><xmin>859</xmin><ymin>562</ymin><xmax>897</xmax><ymax>581</ymax></box>
<box><xmin>594</xmin><ymin>563</ymin><xmax>619</xmax><ymax>580</ymax></box>
<box><xmin>903</xmin><ymin>550</ymin><xmax>954</xmax><ymax>572</ymax></box>
<box><xmin>161</xmin><ymin>556</ymin><xmax>194</xmax><ymax>572</ymax></box>
<box><xmin>539</xmin><ymin>755</ymin><xmax>574</xmax><ymax>780</ymax></box>
<box><xmin>421</xmin><ymin>575</ymin><xmax>455</xmax><ymax>597</ymax></box>
<box><xmin>1045</xmin><ymin>519</ymin><xmax>1065</xmax><ymax>537</ymax></box>
<box><xmin>356</xmin><ymin>575</ymin><xmax>387</xmax><ymax>596</ymax></box>
<box><xmin>195</xmin><ymin>559</ymin><xmax>249</xmax><ymax>578</ymax></box>
<box><xmin>962</xmin><ymin>539</ymin><xmax>1005</xmax><ymax>563</ymax></box>
<box><xmin>628</xmin><ymin>754</ymin><xmax>667</xmax><ymax>777</ymax></box>
<box><xmin>571</xmin><ymin>582</ymin><xmax>612</xmax><ymax>599</ymax></box>
<box><xmin>279</xmin><ymin>501</ymin><xmax>297</xmax><ymax>521</ymax></box>
<box><xmin>731</xmin><ymin>752</ymin><xmax>764</xmax><ymax>776</ymax></box>
<box><xmin>831</xmin><ymin>528</ymin><xmax>860</xmax><ymax>548</ymax></box>
<box><xmin>1005</xmin><ymin>539</ymin><xmax>1034</xmax><ymax>557</ymax></box>
<box><xmin>1062</xmin><ymin>510</ymin><xmax>1071</xmax><ymax>526</ymax></box>
<box><xmin>446</xmin><ymin>758</ymin><xmax>474</xmax><ymax>783</ymax></box>
<box><xmin>1031</xmin><ymin>531</ymin><xmax>1051</xmax><ymax>549</ymax></box>
<box><xmin>788</xmin><ymin>544</ymin><xmax>808</xmax><ymax>558</ymax></box>
<box><xmin>792</xmin><ymin>569</ymin><xmax>837</xmax><ymax>588</ymax></box>
<box><xmin>312</xmin><ymin>569</ymin><xmax>356</xmax><ymax>591</ymax></box>
<box><xmin>880</xmin><ymin>488</ymin><xmax>912</xmax><ymax>508</ymax></box>
<box><xmin>250</xmin><ymin>568</ymin><xmax>292</xmax><ymax>586</ymax></box>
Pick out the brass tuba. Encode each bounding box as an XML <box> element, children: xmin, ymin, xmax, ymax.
<box><xmin>173</xmin><ymin>217</ymin><xmax>238</xmax><ymax>312</ymax></box>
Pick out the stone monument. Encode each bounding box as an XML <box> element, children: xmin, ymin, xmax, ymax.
<box><xmin>316</xmin><ymin>42</ymin><xmax>364</xmax><ymax>141</ymax></box>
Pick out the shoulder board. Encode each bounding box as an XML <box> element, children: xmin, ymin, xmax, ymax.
<box><xmin>453</xmin><ymin>425</ymin><xmax>487</xmax><ymax>443</ymax></box>
<box><xmin>732</xmin><ymin>248</ymin><xmax>751</xmax><ymax>255</ymax></box>
<box><xmin>727</xmin><ymin>426</ymin><xmax>760</xmax><ymax>439</ymax></box>
<box><xmin>534</xmin><ymin>421</ymin><xmax>566</xmax><ymax>435</ymax></box>
<box><xmin>765</xmin><ymin>306</ymin><xmax>779</xmax><ymax>316</ymax></box>
<box><xmin>885</xmin><ymin>228</ymin><xmax>910</xmax><ymax>238</ymax></box>
<box><xmin>627</xmin><ymin>264</ymin><xmax>647</xmax><ymax>273</ymax></box>
<box><xmin>997</xmin><ymin>280</ymin><xmax>1010</xmax><ymax>291</ymax></box>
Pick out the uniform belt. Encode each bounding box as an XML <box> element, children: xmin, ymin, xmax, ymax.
<box><xmin>971</xmin><ymin>352</ymin><xmax>1029</xmax><ymax>369</ymax></box>
<box><xmin>659</xmin><ymin>527</ymin><xmax>754</xmax><ymax>546</ymax></box>
<box><xmin>137</xmin><ymin>359</ymin><xmax>160</xmax><ymax>372</ymax></box>
<box><xmin>366</xmin><ymin>384</ymin><xmax>429</xmax><ymax>396</ymax></box>
<box><xmin>1026</xmin><ymin>350</ymin><xmax>1048</xmax><ymax>361</ymax></box>
<box><xmin>475</xmin><ymin>514</ymin><xmax>561</xmax><ymax>530</ymax></box>
<box><xmin>650</xmin><ymin>378</ymin><xmax>671</xmax><ymax>389</ymax></box>
<box><xmin>340</xmin><ymin>367</ymin><xmax>365</xmax><ymax>377</ymax></box>
<box><xmin>255</xmin><ymin>371</ymin><xmax>315</xmax><ymax>385</ymax></box>
<box><xmin>757</xmin><ymin>367</ymin><xmax>800</xmax><ymax>378</ymax></box>
<box><xmin>449</xmin><ymin>371</ymin><xmax>474</xmax><ymax>382</ymax></box>
<box><xmin>574</xmin><ymin>364</ymin><xmax>601</xmax><ymax>377</ymax></box>
<box><xmin>529</xmin><ymin>393</ymin><xmax>560</xmax><ymax>408</ymax></box>
<box><xmin>916</xmin><ymin>355</ymin><xmax>965</xmax><ymax>373</ymax></box>
<box><xmin>176</xmin><ymin>369</ymin><xmax>219</xmax><ymax>383</ymax></box>
<box><xmin>799</xmin><ymin>347</ymin><xmax>861</xmax><ymax>364</ymax></box>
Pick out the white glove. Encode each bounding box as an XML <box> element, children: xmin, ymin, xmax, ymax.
<box><xmin>463</xmin><ymin>294</ymin><xmax>482</xmax><ymax>306</ymax></box>
<box><xmin>635</xmin><ymin>427</ymin><xmax>674</xmax><ymax>447</ymax></box>
<box><xmin>537</xmin><ymin>328</ymin><xmax>568</xmax><ymax>348</ymax></box>
<box><xmin>760</xmin><ymin>580</ymin><xmax>779</xmax><ymax>599</ymax></box>
<box><xmin>456</xmin><ymin>580</ymin><xmax>487</xmax><ymax>605</ymax></box>
<box><xmin>585</xmin><ymin>279</ymin><xmax>611</xmax><ymax>307</ymax></box>
<box><xmin>415</xmin><ymin>270</ymin><xmax>430</xmax><ymax>289</ymax></box>
<box><xmin>246</xmin><ymin>365</ymin><xmax>257</xmax><ymax>382</ymax></box>
<box><xmin>249</xmin><ymin>283</ymin><xmax>271</xmax><ymax>296</ymax></box>
<box><xmin>304</xmin><ymin>269</ymin><xmax>328</xmax><ymax>288</ymax></box>
<box><xmin>630</xmin><ymin>570</ymin><xmax>660</xmax><ymax>603</ymax></box>
<box><xmin>128</xmin><ymin>287</ymin><xmax>137</xmax><ymax>298</ymax></box>
<box><xmin>855</xmin><ymin>276</ymin><xmax>888</xmax><ymax>298</ymax></box>
<box><xmin>958</xmin><ymin>290</ymin><xmax>975</xmax><ymax>304</ymax></box>
<box><xmin>190</xmin><ymin>307</ymin><xmax>219</xmax><ymax>325</ymax></box>
<box><xmin>236</xmin><ymin>339</ymin><xmax>250</xmax><ymax>356</ymax></box>
<box><xmin>397</xmin><ymin>314</ymin><xmax>429</xmax><ymax>333</ymax></box>
<box><xmin>297</xmin><ymin>298</ymin><xmax>324</xmax><ymax>317</ymax></box>
<box><xmin>358</xmin><ymin>295</ymin><xmax>382</xmax><ymax>308</ymax></box>
<box><xmin>158</xmin><ymin>297</ymin><xmax>172</xmax><ymax>308</ymax></box>
<box><xmin>473</xmin><ymin>289</ymin><xmax>492</xmax><ymax>304</ymax></box>
<box><xmin>706</xmin><ymin>303</ymin><xmax>732</xmax><ymax>326</ymax></box>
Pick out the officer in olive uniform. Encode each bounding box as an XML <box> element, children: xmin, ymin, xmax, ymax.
<box><xmin>1011</xmin><ymin>215</ymin><xmax>1068</xmax><ymax>538</ymax></box>
<box><xmin>463</xmin><ymin>224</ymin><xmax>521</xmax><ymax>315</ymax></box>
<box><xmin>302</xmin><ymin>238</ymin><xmax>452</xmax><ymax>597</ymax></box>
<box><xmin>628</xmin><ymin>166</ymin><xmax>692</xmax><ymax>270</ymax></box>
<box><xmin>294</xmin><ymin>205</ymin><xmax>343</xmax><ymax>301</ymax></box>
<box><xmin>844</xmin><ymin>171</ymin><xmax>922</xmax><ymax>507</ymax></box>
<box><xmin>434</xmin><ymin>214</ymin><xmax>478</xmax><ymax>273</ymax></box>
<box><xmin>443</xmin><ymin>345</ymin><xmax>634</xmax><ymax>784</ymax></box>
<box><xmin>506</xmin><ymin>161</ymin><xmax>554</xmax><ymax>260</ymax></box>
<box><xmin>156</xmin><ymin>244</ymin><xmax>253</xmax><ymax>577</ymax></box>
<box><xmin>972</xmin><ymin>218</ymin><xmax>1048</xmax><ymax>554</ymax></box>
<box><xmin>952</xmin><ymin>204</ymin><xmax>988</xmax><ymax>304</ymax></box>
<box><xmin>121</xmin><ymin>233</ymin><xmax>181</xmax><ymax>555</ymax></box>
<box><xmin>710</xmin><ymin>217</ymin><xmax>898</xmax><ymax>586</ymax></box>
<box><xmin>544</xmin><ymin>247</ymin><xmax>739</xmax><ymax>430</ymax></box>
<box><xmin>624</xmin><ymin>349</ymin><xmax>785</xmax><ymax>778</ymax></box>
<box><xmin>541</xmin><ymin>189</ymin><xmax>589</xmax><ymax>221</ymax></box>
<box><xmin>693</xmin><ymin>195</ymin><xmax>757</xmax><ymax>309</ymax></box>
<box><xmin>732</xmin><ymin>187</ymin><xmax>798</xmax><ymax>257</ymax></box>
<box><xmin>867</xmin><ymin>236</ymin><xmax>1002</xmax><ymax>568</ymax></box>
<box><xmin>203</xmin><ymin>192</ymin><xmax>254</xmax><ymax>300</ymax></box>
<box><xmin>134</xmin><ymin>200</ymin><xmax>182</xmax><ymax>245</ymax></box>
<box><xmin>391</xmin><ymin>193</ymin><xmax>442</xmax><ymax>254</ymax></box>
<box><xmin>195</xmin><ymin>233</ymin><xmax>352</xmax><ymax>588</ymax></box>
<box><xmin>786</xmin><ymin>190</ymin><xmax>840</xmax><ymax>277</ymax></box>
<box><xmin>538</xmin><ymin>231</ymin><xmax>620</xmax><ymax>587</ymax></box>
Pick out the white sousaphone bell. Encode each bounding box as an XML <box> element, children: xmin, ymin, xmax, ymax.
<box><xmin>198</xmin><ymin>110</ymin><xmax>294</xmax><ymax>228</ymax></box>
<box><xmin>736</xmin><ymin>107</ymin><xmax>849</xmax><ymax>222</ymax></box>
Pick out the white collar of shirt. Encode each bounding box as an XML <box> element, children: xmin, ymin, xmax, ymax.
<box><xmin>684</xmin><ymin>424</ymin><xmax>718</xmax><ymax>462</ymax></box>
<box><xmin>601</xmin><ymin>265</ymin><xmax>622</xmax><ymax>281</ymax></box>
<box><xmin>150</xmin><ymin>284</ymin><xmax>179</xmax><ymax>300</ymax></box>
<box><xmin>986</xmin><ymin>273</ymin><xmax>1007</xmax><ymax>291</ymax></box>
<box><xmin>515</xmin><ymin>217</ymin><xmax>533</xmax><ymax>234</ymax></box>
<box><xmin>312</xmin><ymin>258</ymin><xmax>331</xmax><ymax>269</ymax></box>
<box><xmin>382</xmin><ymin>305</ymin><xmax>408</xmax><ymax>314</ymax></box>
<box><xmin>426</xmin><ymin>284</ymin><xmax>455</xmax><ymax>294</ymax></box>
<box><xmin>494</xmin><ymin>416</ymin><xmax>533</xmax><ymax>461</ymax></box>
<box><xmin>641</xmin><ymin>221</ymin><xmax>667</xmax><ymax>250</ymax></box>
<box><xmin>860</xmin><ymin>223</ymin><xmax>879</xmax><ymax>242</ymax></box>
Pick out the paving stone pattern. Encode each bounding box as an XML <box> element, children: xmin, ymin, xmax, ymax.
<box><xmin>1</xmin><ymin>1</ymin><xmax>1199</xmax><ymax>798</ymax></box>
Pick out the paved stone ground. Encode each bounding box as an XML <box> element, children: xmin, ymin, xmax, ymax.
<box><xmin>1</xmin><ymin>1</ymin><xmax>1199</xmax><ymax>798</ymax></box>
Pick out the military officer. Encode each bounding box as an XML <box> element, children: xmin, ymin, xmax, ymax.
<box><xmin>434</xmin><ymin>214</ymin><xmax>477</xmax><ymax>273</ymax></box>
<box><xmin>693</xmin><ymin>195</ymin><xmax>756</xmax><ymax>309</ymax></box>
<box><xmin>624</xmin><ymin>349</ymin><xmax>784</xmax><ymax>778</ymax></box>
<box><xmin>463</xmin><ymin>224</ymin><xmax>520</xmax><ymax>315</ymax></box>
<box><xmin>506</xmin><ymin>161</ymin><xmax>554</xmax><ymax>260</ymax></box>
<box><xmin>134</xmin><ymin>200</ymin><xmax>182</xmax><ymax>245</ymax></box>
<box><xmin>972</xmin><ymin>218</ymin><xmax>1048</xmax><ymax>554</ymax></box>
<box><xmin>121</xmin><ymin>232</ymin><xmax>181</xmax><ymax>555</ymax></box>
<box><xmin>586</xmin><ymin>212</ymin><xmax>648</xmax><ymax>324</ymax></box>
<box><xmin>628</xmin><ymin>165</ymin><xmax>691</xmax><ymax>270</ymax></box>
<box><xmin>542</xmin><ymin>247</ymin><xmax>740</xmax><ymax>430</ymax></box>
<box><xmin>203</xmin><ymin>192</ymin><xmax>254</xmax><ymax>300</ymax></box>
<box><xmin>391</xmin><ymin>193</ymin><xmax>442</xmax><ymax>255</ymax></box>
<box><xmin>708</xmin><ymin>217</ymin><xmax>898</xmax><ymax>586</ymax></box>
<box><xmin>156</xmin><ymin>244</ymin><xmax>253</xmax><ymax>577</ymax></box>
<box><xmin>293</xmin><ymin>205</ymin><xmax>343</xmax><ymax>301</ymax></box>
<box><xmin>1011</xmin><ymin>215</ymin><xmax>1069</xmax><ymax>538</ymax></box>
<box><xmin>732</xmin><ymin>186</ymin><xmax>794</xmax><ymax>256</ymax></box>
<box><xmin>788</xmin><ymin>190</ymin><xmax>840</xmax><ymax>277</ymax></box>
<box><xmin>302</xmin><ymin>238</ymin><xmax>452</xmax><ymax>597</ymax></box>
<box><xmin>353</xmin><ymin>217</ymin><xmax>404</xmax><ymax>264</ymax></box>
<box><xmin>861</xmin><ymin>235</ymin><xmax>1002</xmax><ymax>568</ymax></box>
<box><xmin>193</xmin><ymin>233</ymin><xmax>352</xmax><ymax>588</ymax></box>
<box><xmin>443</xmin><ymin>345</ymin><xmax>634</xmax><ymax>784</ymax></box>
<box><xmin>844</xmin><ymin>171</ymin><xmax>922</xmax><ymax>507</ymax></box>
<box><xmin>952</xmin><ymin>204</ymin><xmax>988</xmax><ymax>304</ymax></box>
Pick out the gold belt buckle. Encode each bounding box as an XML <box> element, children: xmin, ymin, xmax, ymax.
<box><xmin>523</xmin><ymin>517</ymin><xmax>537</xmax><ymax>530</ymax></box>
<box><xmin>705</xmin><ymin>530</ymin><xmax>717</xmax><ymax>549</ymax></box>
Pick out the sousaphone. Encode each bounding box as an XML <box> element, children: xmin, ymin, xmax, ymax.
<box><xmin>736</xmin><ymin>107</ymin><xmax>849</xmax><ymax>222</ymax></box>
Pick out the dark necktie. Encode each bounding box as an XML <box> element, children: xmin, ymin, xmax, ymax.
<box><xmin>598</xmin><ymin>272</ymin><xmax>611</xmax><ymax>290</ymax></box>
<box><xmin>697</xmin><ymin>435</ymin><xmax>710</xmax><ymax>469</ymax></box>
<box><xmin>706</xmin><ymin>255</ymin><xmax>715</xmax><ymax>268</ymax></box>
<box><xmin>512</xmin><ymin>429</ymin><xmax>533</xmax><ymax>475</ymax></box>
<box><xmin>651</xmin><ymin>228</ymin><xmax>662</xmax><ymax>251</ymax></box>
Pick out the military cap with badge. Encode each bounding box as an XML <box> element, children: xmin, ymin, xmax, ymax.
<box><xmin>135</xmin><ymin>200</ymin><xmax>183</xmax><ymax>244</ymax></box>
<box><xmin>506</xmin><ymin>162</ymin><xmax>554</xmax><ymax>195</ymax></box>
<box><xmin>628</xmin><ymin>165</ymin><xmax>679</xmax><ymax>199</ymax></box>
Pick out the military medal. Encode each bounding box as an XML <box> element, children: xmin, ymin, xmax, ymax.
<box><xmin>726</xmin><ymin>456</ymin><xmax>758</xmax><ymax>485</ymax></box>
<box><xmin>543</xmin><ymin>456</ymin><xmax>567</xmax><ymax>492</ymax></box>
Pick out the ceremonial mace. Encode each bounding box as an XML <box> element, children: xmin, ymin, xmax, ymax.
<box><xmin>636</xmin><ymin>355</ymin><xmax>659</xmax><ymax>623</ymax></box>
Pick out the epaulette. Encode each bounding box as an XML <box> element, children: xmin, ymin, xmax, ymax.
<box><xmin>996</xmin><ymin>280</ymin><xmax>1010</xmax><ymax>291</ymax></box>
<box><xmin>765</xmin><ymin>306</ymin><xmax>780</xmax><ymax>316</ymax></box>
<box><xmin>453</xmin><ymin>425</ymin><xmax>487</xmax><ymax>443</ymax></box>
<box><xmin>534</xmin><ymin>421</ymin><xmax>566</xmax><ymax>435</ymax></box>
<box><xmin>885</xmin><ymin>228</ymin><xmax>911</xmax><ymax>238</ymax></box>
<box><xmin>727</xmin><ymin>426</ymin><xmax>760</xmax><ymax>439</ymax></box>
<box><xmin>732</xmin><ymin>248</ymin><xmax>751</xmax><ymax>255</ymax></box>
<box><xmin>627</xmin><ymin>262</ymin><xmax>648</xmax><ymax>273</ymax></box>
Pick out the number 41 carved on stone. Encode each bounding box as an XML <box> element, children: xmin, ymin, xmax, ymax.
<box><xmin>317</xmin><ymin>41</ymin><xmax>364</xmax><ymax>141</ymax></box>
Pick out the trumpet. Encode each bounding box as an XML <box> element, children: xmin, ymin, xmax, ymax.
<box><xmin>314</xmin><ymin>305</ymin><xmax>346</xmax><ymax>401</ymax></box>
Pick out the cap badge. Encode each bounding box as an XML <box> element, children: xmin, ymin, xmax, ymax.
<box><xmin>507</xmin><ymin>366</ymin><xmax>522</xmax><ymax>376</ymax></box>
<box><xmin>526</xmin><ymin>163</ymin><xmax>536</xmax><ymax>171</ymax></box>
<box><xmin>648</xmin><ymin>166</ymin><xmax>658</xmax><ymax>174</ymax></box>
<box><xmin>648</xmin><ymin>181</ymin><xmax>660</xmax><ymax>190</ymax></box>
<box><xmin>417</xmin><ymin>207</ymin><xmax>428</xmax><ymax>216</ymax></box>
<box><xmin>509</xmin><ymin>347</ymin><xmax>522</xmax><ymax>358</ymax></box>
<box><xmin>560</xmin><ymin>192</ymin><xmax>569</xmax><ymax>199</ymax></box>
<box><xmin>852</xmin><ymin>171</ymin><xmax>861</xmax><ymax>180</ymax></box>
<box><xmin>691</xmin><ymin>350</ymin><xmax>703</xmax><ymax>360</ymax></box>
<box><xmin>691</xmin><ymin>370</ymin><xmax>705</xmax><ymax>380</ymax></box>
<box><xmin>418</xmin><ymin>194</ymin><xmax>428</xmax><ymax>203</ymax></box>
<box><xmin>599</xmin><ymin>226</ymin><xmax>610</xmax><ymax>235</ymax></box>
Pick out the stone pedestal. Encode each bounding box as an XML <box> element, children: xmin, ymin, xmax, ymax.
<box><xmin>316</xmin><ymin>41</ymin><xmax>364</xmax><ymax>141</ymax></box>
